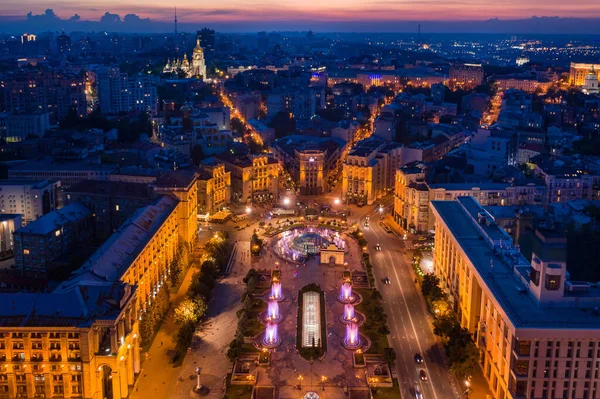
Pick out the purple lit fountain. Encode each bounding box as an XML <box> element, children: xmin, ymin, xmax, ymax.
<box><xmin>344</xmin><ymin>304</ymin><xmax>355</xmax><ymax>320</ymax></box>
<box><xmin>337</xmin><ymin>282</ymin><xmax>354</xmax><ymax>304</ymax></box>
<box><xmin>265</xmin><ymin>299</ymin><xmax>283</xmax><ymax>323</ymax></box>
<box><xmin>262</xmin><ymin>322</ymin><xmax>281</xmax><ymax>348</ymax></box>
<box><xmin>269</xmin><ymin>281</ymin><xmax>285</xmax><ymax>302</ymax></box>
<box><xmin>342</xmin><ymin>322</ymin><xmax>361</xmax><ymax>350</ymax></box>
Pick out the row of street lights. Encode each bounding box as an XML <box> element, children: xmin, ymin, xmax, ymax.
<box><xmin>296</xmin><ymin>374</ymin><xmax>328</xmax><ymax>391</ymax></box>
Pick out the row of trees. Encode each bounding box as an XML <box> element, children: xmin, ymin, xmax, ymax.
<box><xmin>169</xmin><ymin>243</ymin><xmax>191</xmax><ymax>287</ymax></box>
<box><xmin>139</xmin><ymin>286</ymin><xmax>171</xmax><ymax>348</ymax></box>
<box><xmin>227</xmin><ymin>269</ymin><xmax>262</xmax><ymax>361</ymax></box>
<box><xmin>421</xmin><ymin>274</ymin><xmax>479</xmax><ymax>379</ymax></box>
<box><xmin>173</xmin><ymin>232</ymin><xmax>230</xmax><ymax>350</ymax></box>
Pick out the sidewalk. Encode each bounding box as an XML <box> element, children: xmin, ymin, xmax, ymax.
<box><xmin>130</xmin><ymin>263</ymin><xmax>197</xmax><ymax>399</ymax></box>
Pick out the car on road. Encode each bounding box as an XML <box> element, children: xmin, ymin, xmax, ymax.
<box><xmin>414</xmin><ymin>353</ymin><xmax>423</xmax><ymax>363</ymax></box>
<box><xmin>383</xmin><ymin>277</ymin><xmax>391</xmax><ymax>285</ymax></box>
<box><xmin>364</xmin><ymin>221</ymin><xmax>369</xmax><ymax>227</ymax></box>
<box><xmin>375</xmin><ymin>243</ymin><xmax>381</xmax><ymax>251</ymax></box>
<box><xmin>419</xmin><ymin>370</ymin><xmax>428</xmax><ymax>381</ymax></box>
<box><xmin>414</xmin><ymin>383</ymin><xmax>423</xmax><ymax>399</ymax></box>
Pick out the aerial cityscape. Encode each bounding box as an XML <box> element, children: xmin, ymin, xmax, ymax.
<box><xmin>0</xmin><ymin>3</ymin><xmax>599</xmax><ymax>399</ymax></box>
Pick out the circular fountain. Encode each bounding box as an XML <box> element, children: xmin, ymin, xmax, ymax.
<box><xmin>339</xmin><ymin>303</ymin><xmax>365</xmax><ymax>325</ymax></box>
<box><xmin>263</xmin><ymin>299</ymin><xmax>283</xmax><ymax>323</ymax></box>
<box><xmin>262</xmin><ymin>322</ymin><xmax>281</xmax><ymax>348</ymax></box>
<box><xmin>342</xmin><ymin>322</ymin><xmax>362</xmax><ymax>350</ymax></box>
<box><xmin>275</xmin><ymin>227</ymin><xmax>346</xmax><ymax>261</ymax></box>
<box><xmin>268</xmin><ymin>280</ymin><xmax>285</xmax><ymax>302</ymax></box>
<box><xmin>337</xmin><ymin>282</ymin><xmax>361</xmax><ymax>304</ymax></box>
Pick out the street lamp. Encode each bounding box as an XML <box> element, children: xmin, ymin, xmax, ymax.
<box><xmin>245</xmin><ymin>206</ymin><xmax>252</xmax><ymax>215</ymax></box>
<box><xmin>298</xmin><ymin>374</ymin><xmax>303</xmax><ymax>390</ymax></box>
<box><xmin>195</xmin><ymin>367</ymin><xmax>202</xmax><ymax>391</ymax></box>
<box><xmin>321</xmin><ymin>376</ymin><xmax>327</xmax><ymax>391</ymax></box>
<box><xmin>465</xmin><ymin>379</ymin><xmax>471</xmax><ymax>399</ymax></box>
<box><xmin>334</xmin><ymin>198</ymin><xmax>341</xmax><ymax>206</ymax></box>
<box><xmin>283</xmin><ymin>197</ymin><xmax>290</xmax><ymax>206</ymax></box>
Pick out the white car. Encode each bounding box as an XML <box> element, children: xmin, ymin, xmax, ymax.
<box><xmin>375</xmin><ymin>243</ymin><xmax>381</xmax><ymax>251</ymax></box>
<box><xmin>415</xmin><ymin>383</ymin><xmax>423</xmax><ymax>399</ymax></box>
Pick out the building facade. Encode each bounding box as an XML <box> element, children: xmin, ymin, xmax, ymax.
<box><xmin>449</xmin><ymin>64</ymin><xmax>484</xmax><ymax>89</ymax></box>
<box><xmin>0</xmin><ymin>282</ymin><xmax>139</xmax><ymax>399</ymax></box>
<box><xmin>197</xmin><ymin>161</ymin><xmax>231</xmax><ymax>214</ymax></box>
<box><xmin>13</xmin><ymin>201</ymin><xmax>93</xmax><ymax>277</ymax></box>
<box><xmin>63</xmin><ymin>180</ymin><xmax>155</xmax><ymax>242</ymax></box>
<box><xmin>216</xmin><ymin>154</ymin><xmax>279</xmax><ymax>204</ymax></box>
<box><xmin>570</xmin><ymin>62</ymin><xmax>600</xmax><ymax>86</ymax></box>
<box><xmin>431</xmin><ymin>197</ymin><xmax>600</xmax><ymax>399</ymax></box>
<box><xmin>0</xmin><ymin>180</ymin><xmax>59</xmax><ymax>225</ymax></box>
<box><xmin>393</xmin><ymin>167</ymin><xmax>545</xmax><ymax>232</ymax></box>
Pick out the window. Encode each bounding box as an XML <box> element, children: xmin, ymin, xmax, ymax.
<box><xmin>545</xmin><ymin>274</ymin><xmax>561</xmax><ymax>291</ymax></box>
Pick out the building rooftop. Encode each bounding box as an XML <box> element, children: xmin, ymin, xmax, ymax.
<box><xmin>65</xmin><ymin>180</ymin><xmax>153</xmax><ymax>199</ymax></box>
<box><xmin>155</xmin><ymin>170</ymin><xmax>197</xmax><ymax>189</ymax></box>
<box><xmin>15</xmin><ymin>202</ymin><xmax>91</xmax><ymax>236</ymax></box>
<box><xmin>0</xmin><ymin>281</ymin><xmax>131</xmax><ymax>327</ymax></box>
<box><xmin>274</xmin><ymin>135</ymin><xmax>346</xmax><ymax>158</ymax></box>
<box><xmin>0</xmin><ymin>179</ymin><xmax>52</xmax><ymax>188</ymax></box>
<box><xmin>431</xmin><ymin>196</ymin><xmax>600</xmax><ymax>329</ymax></box>
<box><xmin>5</xmin><ymin>157</ymin><xmax>117</xmax><ymax>172</ymax></box>
<box><xmin>66</xmin><ymin>196</ymin><xmax>178</xmax><ymax>284</ymax></box>
<box><xmin>428</xmin><ymin>182</ymin><xmax>510</xmax><ymax>191</ymax></box>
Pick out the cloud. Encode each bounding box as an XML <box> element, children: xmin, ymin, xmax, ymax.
<box><xmin>69</xmin><ymin>14</ymin><xmax>80</xmax><ymax>21</ymax></box>
<box><xmin>100</xmin><ymin>11</ymin><xmax>121</xmax><ymax>24</ymax></box>
<box><xmin>204</xmin><ymin>9</ymin><xmax>237</xmax><ymax>15</ymax></box>
<box><xmin>123</xmin><ymin>13</ymin><xmax>151</xmax><ymax>23</ymax></box>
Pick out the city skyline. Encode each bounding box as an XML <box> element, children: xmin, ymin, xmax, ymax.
<box><xmin>2</xmin><ymin>3</ymin><xmax>600</xmax><ymax>33</ymax></box>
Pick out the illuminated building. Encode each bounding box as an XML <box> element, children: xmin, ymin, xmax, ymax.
<box><xmin>216</xmin><ymin>153</ymin><xmax>279</xmax><ymax>203</ymax></box>
<box><xmin>271</xmin><ymin>135</ymin><xmax>345</xmax><ymax>196</ymax></box>
<box><xmin>394</xmin><ymin>167</ymin><xmax>545</xmax><ymax>233</ymax></box>
<box><xmin>0</xmin><ymin>170</ymin><xmax>198</xmax><ymax>398</ymax></box>
<box><xmin>569</xmin><ymin>62</ymin><xmax>600</xmax><ymax>86</ymax></box>
<box><xmin>197</xmin><ymin>160</ymin><xmax>232</xmax><ymax>214</ymax></box>
<box><xmin>431</xmin><ymin>197</ymin><xmax>600</xmax><ymax>399</ymax></box>
<box><xmin>0</xmin><ymin>214</ymin><xmax>21</xmax><ymax>252</ymax></box>
<box><xmin>0</xmin><ymin>281</ymin><xmax>138</xmax><ymax>399</ymax></box>
<box><xmin>163</xmin><ymin>37</ymin><xmax>206</xmax><ymax>80</ymax></box>
<box><xmin>153</xmin><ymin>170</ymin><xmax>199</xmax><ymax>246</ymax></box>
<box><xmin>582</xmin><ymin>66</ymin><xmax>599</xmax><ymax>95</ymax></box>
<box><xmin>449</xmin><ymin>63</ymin><xmax>484</xmax><ymax>89</ymax></box>
<box><xmin>342</xmin><ymin>136</ymin><xmax>405</xmax><ymax>205</ymax></box>
<box><xmin>494</xmin><ymin>75</ymin><xmax>553</xmax><ymax>93</ymax></box>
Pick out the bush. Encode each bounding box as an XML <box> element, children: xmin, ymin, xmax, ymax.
<box><xmin>176</xmin><ymin>322</ymin><xmax>196</xmax><ymax>348</ymax></box>
<box><xmin>383</xmin><ymin>348</ymin><xmax>397</xmax><ymax>365</ymax></box>
<box><xmin>139</xmin><ymin>285</ymin><xmax>171</xmax><ymax>347</ymax></box>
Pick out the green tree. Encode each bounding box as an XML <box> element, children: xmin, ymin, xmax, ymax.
<box><xmin>174</xmin><ymin>296</ymin><xmax>208</xmax><ymax>325</ymax></box>
<box><xmin>421</xmin><ymin>273</ymin><xmax>441</xmax><ymax>297</ymax></box>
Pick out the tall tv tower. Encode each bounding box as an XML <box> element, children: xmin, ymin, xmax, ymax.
<box><xmin>174</xmin><ymin>6</ymin><xmax>178</xmax><ymax>34</ymax></box>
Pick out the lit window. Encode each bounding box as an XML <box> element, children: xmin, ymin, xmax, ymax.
<box><xmin>23</xmin><ymin>249</ymin><xmax>30</xmax><ymax>255</ymax></box>
<box><xmin>55</xmin><ymin>230</ymin><xmax>61</xmax><ymax>237</ymax></box>
<box><xmin>116</xmin><ymin>205</ymin><xmax>120</xmax><ymax>211</ymax></box>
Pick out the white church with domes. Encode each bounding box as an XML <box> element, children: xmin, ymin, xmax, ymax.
<box><xmin>163</xmin><ymin>36</ymin><xmax>206</xmax><ymax>80</ymax></box>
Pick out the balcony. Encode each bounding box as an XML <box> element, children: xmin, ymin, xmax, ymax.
<box><xmin>49</xmin><ymin>355</ymin><xmax>62</xmax><ymax>362</ymax></box>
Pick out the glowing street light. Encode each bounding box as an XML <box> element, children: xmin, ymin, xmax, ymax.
<box><xmin>298</xmin><ymin>374</ymin><xmax>303</xmax><ymax>389</ymax></box>
<box><xmin>283</xmin><ymin>197</ymin><xmax>291</xmax><ymax>206</ymax></box>
<box><xmin>321</xmin><ymin>376</ymin><xmax>327</xmax><ymax>391</ymax></box>
<box><xmin>245</xmin><ymin>206</ymin><xmax>252</xmax><ymax>215</ymax></box>
<box><xmin>334</xmin><ymin>198</ymin><xmax>341</xmax><ymax>206</ymax></box>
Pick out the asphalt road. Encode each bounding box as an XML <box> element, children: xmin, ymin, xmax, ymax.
<box><xmin>354</xmin><ymin>202</ymin><xmax>458</xmax><ymax>399</ymax></box>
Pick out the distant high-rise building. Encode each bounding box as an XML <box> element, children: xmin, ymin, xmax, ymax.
<box><xmin>20</xmin><ymin>33</ymin><xmax>36</xmax><ymax>44</ymax></box>
<box><xmin>198</xmin><ymin>28</ymin><xmax>215</xmax><ymax>60</ymax></box>
<box><xmin>96</xmin><ymin>67</ymin><xmax>157</xmax><ymax>115</ymax></box>
<box><xmin>56</xmin><ymin>32</ymin><xmax>71</xmax><ymax>54</ymax></box>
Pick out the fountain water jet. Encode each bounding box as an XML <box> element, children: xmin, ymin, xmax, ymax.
<box><xmin>262</xmin><ymin>322</ymin><xmax>281</xmax><ymax>348</ymax></box>
<box><xmin>342</xmin><ymin>322</ymin><xmax>361</xmax><ymax>349</ymax></box>
<box><xmin>265</xmin><ymin>299</ymin><xmax>282</xmax><ymax>322</ymax></box>
<box><xmin>270</xmin><ymin>281</ymin><xmax>284</xmax><ymax>301</ymax></box>
<box><xmin>337</xmin><ymin>282</ymin><xmax>355</xmax><ymax>303</ymax></box>
<box><xmin>344</xmin><ymin>304</ymin><xmax>355</xmax><ymax>321</ymax></box>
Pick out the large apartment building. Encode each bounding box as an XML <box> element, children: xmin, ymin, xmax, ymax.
<box><xmin>0</xmin><ymin>180</ymin><xmax>59</xmax><ymax>224</ymax></box>
<box><xmin>0</xmin><ymin>171</ymin><xmax>198</xmax><ymax>399</ymax></box>
<box><xmin>197</xmin><ymin>159</ymin><xmax>232</xmax><ymax>214</ymax></box>
<box><xmin>394</xmin><ymin>166</ymin><xmax>545</xmax><ymax>233</ymax></box>
<box><xmin>431</xmin><ymin>197</ymin><xmax>600</xmax><ymax>399</ymax></box>
<box><xmin>215</xmin><ymin>153</ymin><xmax>279</xmax><ymax>204</ymax></box>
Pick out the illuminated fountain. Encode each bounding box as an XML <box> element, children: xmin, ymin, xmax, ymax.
<box><xmin>269</xmin><ymin>280</ymin><xmax>285</xmax><ymax>302</ymax></box>
<box><xmin>262</xmin><ymin>322</ymin><xmax>281</xmax><ymax>348</ymax></box>
<box><xmin>337</xmin><ymin>282</ymin><xmax>354</xmax><ymax>303</ymax></box>
<box><xmin>264</xmin><ymin>299</ymin><xmax>283</xmax><ymax>323</ymax></box>
<box><xmin>342</xmin><ymin>322</ymin><xmax>362</xmax><ymax>350</ymax></box>
<box><xmin>344</xmin><ymin>304</ymin><xmax>354</xmax><ymax>320</ymax></box>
